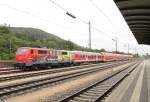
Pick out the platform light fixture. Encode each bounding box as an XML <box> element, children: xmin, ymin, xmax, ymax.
<box><xmin>66</xmin><ymin>12</ymin><xmax>91</xmax><ymax>49</ymax></box>
<box><xmin>66</xmin><ymin>12</ymin><xmax>76</xmax><ymax>19</ymax></box>
<box><xmin>112</xmin><ymin>37</ymin><xmax>118</xmax><ymax>53</ymax></box>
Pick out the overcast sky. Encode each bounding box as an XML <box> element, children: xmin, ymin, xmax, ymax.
<box><xmin>0</xmin><ymin>0</ymin><xmax>149</xmax><ymax>55</ymax></box>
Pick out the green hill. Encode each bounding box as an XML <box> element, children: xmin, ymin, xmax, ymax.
<box><xmin>0</xmin><ymin>25</ymin><xmax>105</xmax><ymax>60</ymax></box>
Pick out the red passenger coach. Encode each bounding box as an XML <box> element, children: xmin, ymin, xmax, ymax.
<box><xmin>71</xmin><ymin>51</ymin><xmax>88</xmax><ymax>63</ymax></box>
<box><xmin>71</xmin><ymin>51</ymin><xmax>102</xmax><ymax>64</ymax></box>
<box><xmin>101</xmin><ymin>52</ymin><xmax>116</xmax><ymax>61</ymax></box>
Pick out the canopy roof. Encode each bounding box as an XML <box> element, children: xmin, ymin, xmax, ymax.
<box><xmin>114</xmin><ymin>0</ymin><xmax>150</xmax><ymax>44</ymax></box>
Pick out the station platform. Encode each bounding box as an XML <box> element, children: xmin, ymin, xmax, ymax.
<box><xmin>104</xmin><ymin>59</ymin><xmax>150</xmax><ymax>102</ymax></box>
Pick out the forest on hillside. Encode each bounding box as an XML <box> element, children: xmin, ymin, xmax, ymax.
<box><xmin>0</xmin><ymin>25</ymin><xmax>106</xmax><ymax>60</ymax></box>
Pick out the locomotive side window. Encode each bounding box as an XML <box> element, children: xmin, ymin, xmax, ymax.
<box><xmin>75</xmin><ymin>54</ymin><xmax>78</xmax><ymax>58</ymax></box>
<box><xmin>38</xmin><ymin>50</ymin><xmax>47</xmax><ymax>54</ymax></box>
<box><xmin>30</xmin><ymin>49</ymin><xmax>34</xmax><ymax>54</ymax></box>
<box><xmin>62</xmin><ymin>52</ymin><xmax>67</xmax><ymax>55</ymax></box>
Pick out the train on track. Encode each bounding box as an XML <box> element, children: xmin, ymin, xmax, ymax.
<box><xmin>14</xmin><ymin>47</ymin><xmax>133</xmax><ymax>70</ymax></box>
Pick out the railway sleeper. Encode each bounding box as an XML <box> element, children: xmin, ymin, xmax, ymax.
<box><xmin>73</xmin><ymin>96</ymin><xmax>95</xmax><ymax>102</ymax></box>
<box><xmin>68</xmin><ymin>100</ymin><xmax>79</xmax><ymax>102</ymax></box>
<box><xmin>89</xmin><ymin>88</ymin><xmax>107</xmax><ymax>92</ymax></box>
<box><xmin>85</xmin><ymin>91</ymin><xmax>104</xmax><ymax>95</ymax></box>
<box><xmin>82</xmin><ymin>92</ymin><xmax>103</xmax><ymax>96</ymax></box>
<box><xmin>79</xmin><ymin>94</ymin><xmax>99</xmax><ymax>99</ymax></box>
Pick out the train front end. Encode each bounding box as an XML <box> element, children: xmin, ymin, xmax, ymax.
<box><xmin>14</xmin><ymin>47</ymin><xmax>35</xmax><ymax>68</ymax></box>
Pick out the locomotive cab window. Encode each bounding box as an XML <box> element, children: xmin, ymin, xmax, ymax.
<box><xmin>38</xmin><ymin>50</ymin><xmax>47</xmax><ymax>54</ymax></box>
<box><xmin>16</xmin><ymin>48</ymin><xmax>28</xmax><ymax>54</ymax></box>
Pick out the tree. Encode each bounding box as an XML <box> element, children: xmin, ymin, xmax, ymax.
<box><xmin>0</xmin><ymin>24</ymin><xmax>10</xmax><ymax>34</ymax></box>
<box><xmin>65</xmin><ymin>40</ymin><xmax>74</xmax><ymax>50</ymax></box>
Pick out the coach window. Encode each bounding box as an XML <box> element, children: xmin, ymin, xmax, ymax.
<box><xmin>83</xmin><ymin>55</ymin><xmax>85</xmax><ymax>58</ymax></box>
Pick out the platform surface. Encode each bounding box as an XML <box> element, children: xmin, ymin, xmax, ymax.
<box><xmin>104</xmin><ymin>59</ymin><xmax>150</xmax><ymax>102</ymax></box>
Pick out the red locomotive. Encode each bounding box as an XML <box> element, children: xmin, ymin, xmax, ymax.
<box><xmin>15</xmin><ymin>47</ymin><xmax>58</xmax><ymax>69</ymax></box>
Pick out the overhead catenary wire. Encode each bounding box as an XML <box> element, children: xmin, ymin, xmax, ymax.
<box><xmin>91</xmin><ymin>25</ymin><xmax>114</xmax><ymax>40</ymax></box>
<box><xmin>48</xmin><ymin>0</ymin><xmax>133</xmax><ymax>52</ymax></box>
<box><xmin>49</xmin><ymin>0</ymin><xmax>67</xmax><ymax>11</ymax></box>
<box><xmin>89</xmin><ymin>0</ymin><xmax>118</xmax><ymax>37</ymax></box>
<box><xmin>49</xmin><ymin>0</ymin><xmax>115</xmax><ymax>40</ymax></box>
<box><xmin>49</xmin><ymin>0</ymin><xmax>88</xmax><ymax>24</ymax></box>
<box><xmin>0</xmin><ymin>2</ymin><xmax>66</xmax><ymax>30</ymax></box>
<box><xmin>89</xmin><ymin>0</ymin><xmax>136</xmax><ymax>52</ymax></box>
<box><xmin>89</xmin><ymin>0</ymin><xmax>113</xmax><ymax>25</ymax></box>
<box><xmin>0</xmin><ymin>2</ymin><xmax>89</xmax><ymax>39</ymax></box>
<box><xmin>1</xmin><ymin>0</ymin><xmax>131</xmax><ymax>52</ymax></box>
<box><xmin>0</xmin><ymin>1</ymin><xmax>142</xmax><ymax>53</ymax></box>
<box><xmin>2</xmin><ymin>1</ymin><xmax>125</xmax><ymax>43</ymax></box>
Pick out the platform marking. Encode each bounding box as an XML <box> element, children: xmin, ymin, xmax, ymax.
<box><xmin>146</xmin><ymin>60</ymin><xmax>150</xmax><ymax>102</ymax></box>
<box><xmin>130</xmin><ymin>61</ymin><xmax>145</xmax><ymax>102</ymax></box>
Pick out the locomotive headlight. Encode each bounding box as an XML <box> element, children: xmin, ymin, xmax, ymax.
<box><xmin>28</xmin><ymin>58</ymin><xmax>33</xmax><ymax>60</ymax></box>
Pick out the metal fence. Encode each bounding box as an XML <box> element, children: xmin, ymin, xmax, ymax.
<box><xmin>0</xmin><ymin>60</ymin><xmax>15</xmax><ymax>68</ymax></box>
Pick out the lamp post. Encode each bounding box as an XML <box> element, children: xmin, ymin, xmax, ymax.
<box><xmin>66</xmin><ymin>11</ymin><xmax>91</xmax><ymax>49</ymax></box>
<box><xmin>88</xmin><ymin>21</ymin><xmax>91</xmax><ymax>49</ymax></box>
<box><xmin>112</xmin><ymin>37</ymin><xmax>117</xmax><ymax>53</ymax></box>
<box><xmin>128</xmin><ymin>43</ymin><xmax>129</xmax><ymax>54</ymax></box>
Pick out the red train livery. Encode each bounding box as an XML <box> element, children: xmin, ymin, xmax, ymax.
<box><xmin>15</xmin><ymin>47</ymin><xmax>132</xmax><ymax>69</ymax></box>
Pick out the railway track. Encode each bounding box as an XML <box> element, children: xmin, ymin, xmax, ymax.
<box><xmin>58</xmin><ymin>62</ymin><xmax>140</xmax><ymax>102</ymax></box>
<box><xmin>0</xmin><ymin>67</ymin><xmax>22</xmax><ymax>75</ymax></box>
<box><xmin>0</xmin><ymin>67</ymin><xmax>14</xmax><ymax>71</ymax></box>
<box><xmin>0</xmin><ymin>62</ymin><xmax>112</xmax><ymax>76</ymax></box>
<box><xmin>0</xmin><ymin>69</ymin><xmax>21</xmax><ymax>75</ymax></box>
<box><xmin>0</xmin><ymin>61</ymin><xmax>129</xmax><ymax>82</ymax></box>
<box><xmin>0</xmin><ymin>61</ymin><xmax>14</xmax><ymax>68</ymax></box>
<box><xmin>0</xmin><ymin>60</ymin><xmax>132</xmax><ymax>76</ymax></box>
<box><xmin>0</xmin><ymin>61</ymin><xmax>138</xmax><ymax>100</ymax></box>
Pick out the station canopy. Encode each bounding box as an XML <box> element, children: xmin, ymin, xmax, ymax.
<box><xmin>114</xmin><ymin>0</ymin><xmax>150</xmax><ymax>44</ymax></box>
